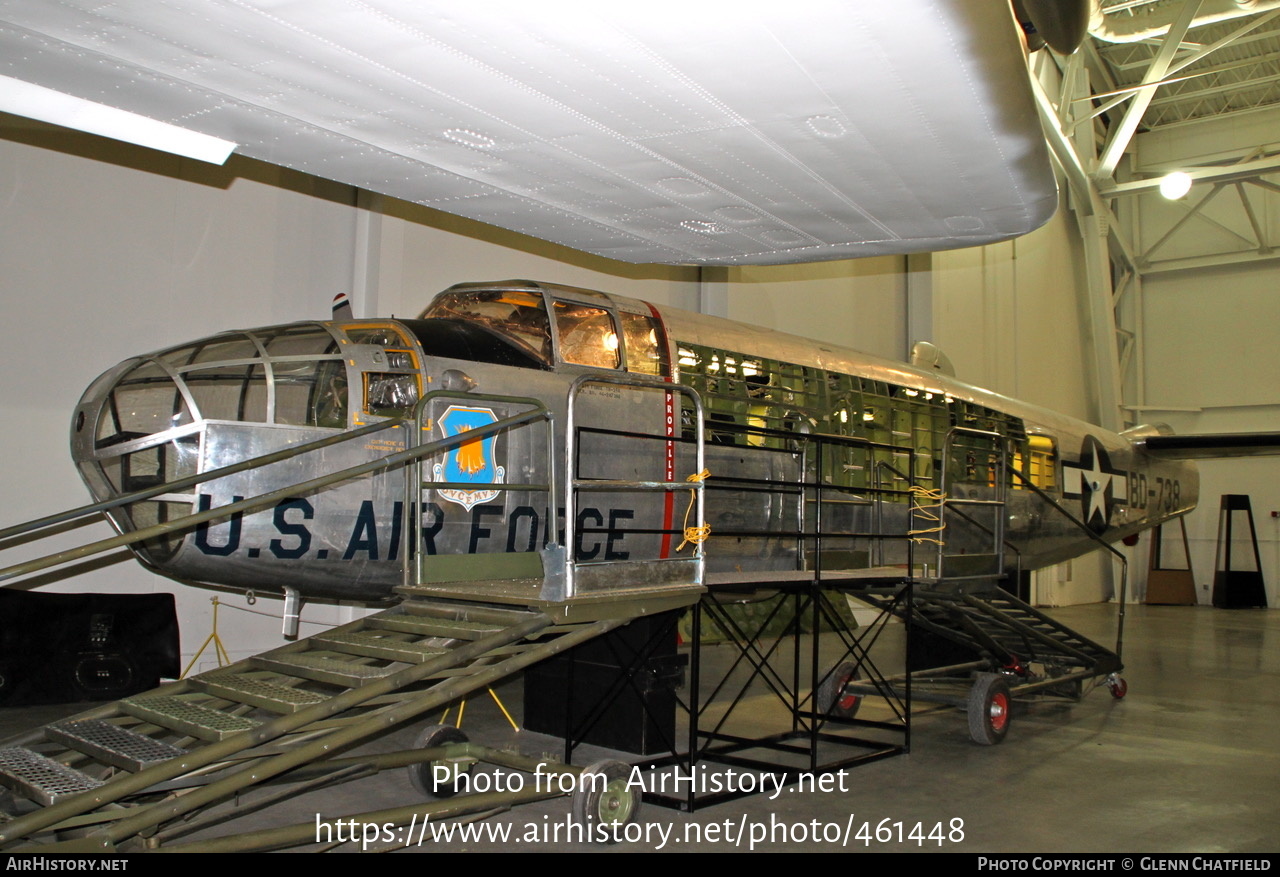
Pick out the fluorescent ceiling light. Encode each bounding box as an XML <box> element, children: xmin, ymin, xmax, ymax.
<box><xmin>1158</xmin><ymin>171</ymin><xmax>1192</xmax><ymax>200</ymax></box>
<box><xmin>0</xmin><ymin>75</ymin><xmax>236</xmax><ymax>164</ymax></box>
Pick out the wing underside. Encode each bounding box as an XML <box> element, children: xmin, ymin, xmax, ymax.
<box><xmin>1139</xmin><ymin>433</ymin><xmax>1280</xmax><ymax>459</ymax></box>
<box><xmin>0</xmin><ymin>1</ymin><xmax>1056</xmax><ymax>265</ymax></box>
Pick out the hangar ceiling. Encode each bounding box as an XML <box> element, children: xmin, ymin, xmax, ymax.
<box><xmin>1090</xmin><ymin>0</ymin><xmax>1280</xmax><ymax>130</ymax></box>
<box><xmin>1076</xmin><ymin>0</ymin><xmax>1280</xmax><ymax>274</ymax></box>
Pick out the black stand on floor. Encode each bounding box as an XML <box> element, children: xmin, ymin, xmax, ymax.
<box><xmin>1212</xmin><ymin>494</ymin><xmax>1268</xmax><ymax>609</ymax></box>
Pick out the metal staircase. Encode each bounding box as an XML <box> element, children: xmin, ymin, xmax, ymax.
<box><xmin>864</xmin><ymin>586</ymin><xmax>1122</xmax><ymax>689</ymax></box>
<box><xmin>827</xmin><ymin>434</ymin><xmax>1131</xmax><ymax>745</ymax></box>
<box><xmin>0</xmin><ymin>377</ymin><xmax>708</xmax><ymax>851</ymax></box>
<box><xmin>0</xmin><ymin>598</ymin><xmax>626</xmax><ymax>850</ymax></box>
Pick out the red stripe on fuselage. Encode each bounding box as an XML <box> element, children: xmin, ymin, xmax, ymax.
<box><xmin>647</xmin><ymin>302</ymin><xmax>676</xmax><ymax>559</ymax></box>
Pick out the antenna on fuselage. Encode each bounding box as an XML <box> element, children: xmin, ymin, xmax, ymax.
<box><xmin>910</xmin><ymin>341</ymin><xmax>956</xmax><ymax>377</ymax></box>
<box><xmin>331</xmin><ymin>292</ymin><xmax>354</xmax><ymax>321</ymax></box>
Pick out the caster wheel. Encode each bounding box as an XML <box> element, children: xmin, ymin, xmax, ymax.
<box><xmin>967</xmin><ymin>673</ymin><xmax>1012</xmax><ymax>746</ymax></box>
<box><xmin>1108</xmin><ymin>675</ymin><xmax>1128</xmax><ymax>699</ymax></box>
<box><xmin>571</xmin><ymin>760</ymin><xmax>640</xmax><ymax>844</ymax></box>
<box><xmin>816</xmin><ymin>661</ymin><xmax>862</xmax><ymax>718</ymax></box>
<box><xmin>407</xmin><ymin>724</ymin><xmax>472</xmax><ymax>799</ymax></box>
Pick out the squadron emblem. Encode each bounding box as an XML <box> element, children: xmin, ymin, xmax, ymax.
<box><xmin>433</xmin><ymin>406</ymin><xmax>506</xmax><ymax>511</ymax></box>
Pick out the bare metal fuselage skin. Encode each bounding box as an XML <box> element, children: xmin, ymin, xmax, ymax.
<box><xmin>70</xmin><ymin>281</ymin><xmax>1197</xmax><ymax>602</ymax></box>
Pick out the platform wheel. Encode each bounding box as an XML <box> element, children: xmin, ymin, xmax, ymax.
<box><xmin>967</xmin><ymin>673</ymin><xmax>1012</xmax><ymax>746</ymax></box>
<box><xmin>407</xmin><ymin>724</ymin><xmax>472</xmax><ymax>799</ymax></box>
<box><xmin>816</xmin><ymin>661</ymin><xmax>862</xmax><ymax>719</ymax></box>
<box><xmin>571</xmin><ymin>759</ymin><xmax>640</xmax><ymax>844</ymax></box>
<box><xmin>1058</xmin><ymin>677</ymin><xmax>1084</xmax><ymax>701</ymax></box>
<box><xmin>1107</xmin><ymin>674</ymin><xmax>1129</xmax><ymax>700</ymax></box>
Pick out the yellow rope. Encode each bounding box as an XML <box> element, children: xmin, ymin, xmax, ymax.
<box><xmin>676</xmin><ymin>469</ymin><xmax>712</xmax><ymax>552</ymax></box>
<box><xmin>907</xmin><ymin>485</ymin><xmax>947</xmax><ymax>545</ymax></box>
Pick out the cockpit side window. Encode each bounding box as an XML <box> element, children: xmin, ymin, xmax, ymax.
<box><xmin>345</xmin><ymin>325</ymin><xmax>421</xmax><ymax>420</ymax></box>
<box><xmin>619</xmin><ymin>311</ymin><xmax>668</xmax><ymax>377</ymax></box>
<box><xmin>553</xmin><ymin>301</ymin><xmax>620</xmax><ymax>370</ymax></box>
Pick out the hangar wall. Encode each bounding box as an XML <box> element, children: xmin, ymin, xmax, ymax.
<box><xmin>1126</xmin><ymin>106</ymin><xmax>1280</xmax><ymax>608</ymax></box>
<box><xmin>0</xmin><ymin>112</ymin><xmax>1103</xmax><ymax>667</ymax></box>
<box><xmin>0</xmin><ymin>119</ymin><xmax>368</xmax><ymax>669</ymax></box>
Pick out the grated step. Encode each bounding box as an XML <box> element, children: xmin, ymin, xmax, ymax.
<box><xmin>368</xmin><ymin>615</ymin><xmax>502</xmax><ymax>640</ymax></box>
<box><xmin>194</xmin><ymin>673</ymin><xmax>330</xmax><ymax>714</ymax></box>
<box><xmin>0</xmin><ymin>748</ymin><xmax>103</xmax><ymax>807</ymax></box>
<box><xmin>46</xmin><ymin>720</ymin><xmax>186</xmax><ymax>773</ymax></box>
<box><xmin>120</xmin><ymin>695</ymin><xmax>261</xmax><ymax>742</ymax></box>
<box><xmin>312</xmin><ymin>631</ymin><xmax>447</xmax><ymax>663</ymax></box>
<box><xmin>253</xmin><ymin>653</ymin><xmax>399</xmax><ymax>687</ymax></box>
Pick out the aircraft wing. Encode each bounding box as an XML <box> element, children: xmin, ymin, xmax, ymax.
<box><xmin>1138</xmin><ymin>433</ymin><xmax>1280</xmax><ymax>459</ymax></box>
<box><xmin>0</xmin><ymin>1</ymin><xmax>1056</xmax><ymax>266</ymax></box>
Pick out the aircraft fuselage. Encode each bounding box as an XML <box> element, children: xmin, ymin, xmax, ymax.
<box><xmin>70</xmin><ymin>280</ymin><xmax>1196</xmax><ymax>601</ymax></box>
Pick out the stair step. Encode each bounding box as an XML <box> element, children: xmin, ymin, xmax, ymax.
<box><xmin>313</xmin><ymin>631</ymin><xmax>447</xmax><ymax>663</ymax></box>
<box><xmin>45</xmin><ymin>720</ymin><xmax>186</xmax><ymax>772</ymax></box>
<box><xmin>252</xmin><ymin>653</ymin><xmax>399</xmax><ymax>687</ymax></box>
<box><xmin>120</xmin><ymin>696</ymin><xmax>261</xmax><ymax>742</ymax></box>
<box><xmin>368</xmin><ymin>615</ymin><xmax>502</xmax><ymax>640</ymax></box>
<box><xmin>194</xmin><ymin>673</ymin><xmax>330</xmax><ymax>714</ymax></box>
<box><xmin>0</xmin><ymin>748</ymin><xmax>103</xmax><ymax>806</ymax></box>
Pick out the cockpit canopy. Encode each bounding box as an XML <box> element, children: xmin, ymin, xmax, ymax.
<box><xmin>421</xmin><ymin>281</ymin><xmax>669</xmax><ymax>376</ymax></box>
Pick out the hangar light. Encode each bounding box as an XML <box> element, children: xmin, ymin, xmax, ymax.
<box><xmin>1158</xmin><ymin>171</ymin><xmax>1193</xmax><ymax>200</ymax></box>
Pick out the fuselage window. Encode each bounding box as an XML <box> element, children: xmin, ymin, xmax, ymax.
<box><xmin>271</xmin><ymin>359</ymin><xmax>345</xmax><ymax>427</ymax></box>
<box><xmin>1013</xmin><ymin>435</ymin><xmax>1058</xmax><ymax>489</ymax></box>
<box><xmin>260</xmin><ymin>328</ymin><xmax>345</xmax><ymax>426</ymax></box>
<box><xmin>310</xmin><ymin>360</ymin><xmax>349</xmax><ymax>428</ymax></box>
<box><xmin>187</xmin><ymin>337</ymin><xmax>259</xmax><ymax>365</ymax></box>
<box><xmin>263</xmin><ymin>327</ymin><xmax>342</xmax><ymax>358</ymax></box>
<box><xmin>554</xmin><ymin>301</ymin><xmax>620</xmax><ymax>370</ymax></box>
<box><xmin>97</xmin><ymin>361</ymin><xmax>193</xmax><ymax>448</ymax></box>
<box><xmin>184</xmin><ymin>363</ymin><xmax>268</xmax><ymax>423</ymax></box>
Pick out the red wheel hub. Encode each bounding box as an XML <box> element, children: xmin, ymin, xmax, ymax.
<box><xmin>837</xmin><ymin>674</ymin><xmax>859</xmax><ymax>712</ymax></box>
<box><xmin>989</xmin><ymin>691</ymin><xmax>1010</xmax><ymax>731</ymax></box>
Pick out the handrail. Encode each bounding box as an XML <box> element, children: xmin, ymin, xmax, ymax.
<box><xmin>871</xmin><ymin>455</ymin><xmax>920</xmax><ymax>569</ymax></box>
<box><xmin>938</xmin><ymin>427</ymin><xmax>1008</xmax><ymax>580</ymax></box>
<box><xmin>558</xmin><ymin>373</ymin><xmax>705</xmax><ymax>600</ymax></box>
<box><xmin>875</xmin><ymin>453</ymin><xmax>1026</xmax><ymax>581</ymax></box>
<box><xmin>0</xmin><ymin>417</ymin><xmax>409</xmax><ymax>543</ymax></box>
<box><xmin>0</xmin><ymin>404</ymin><xmax>550</xmax><ymax>586</ymax></box>
<box><xmin>1006</xmin><ymin>464</ymin><xmax>1130</xmax><ymax>660</ymax></box>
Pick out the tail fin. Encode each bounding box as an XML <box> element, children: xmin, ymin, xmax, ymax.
<box><xmin>331</xmin><ymin>293</ymin><xmax>353</xmax><ymax>321</ymax></box>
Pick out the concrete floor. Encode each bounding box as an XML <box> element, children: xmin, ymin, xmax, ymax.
<box><xmin>1</xmin><ymin>602</ymin><xmax>1277</xmax><ymax>854</ymax></box>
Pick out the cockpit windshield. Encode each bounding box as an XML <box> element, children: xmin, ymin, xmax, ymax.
<box><xmin>422</xmin><ymin>290</ymin><xmax>552</xmax><ymax>364</ymax></box>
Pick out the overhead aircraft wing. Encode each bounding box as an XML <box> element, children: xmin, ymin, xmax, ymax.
<box><xmin>0</xmin><ymin>1</ymin><xmax>1057</xmax><ymax>266</ymax></box>
<box><xmin>1138</xmin><ymin>433</ymin><xmax>1280</xmax><ymax>460</ymax></box>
